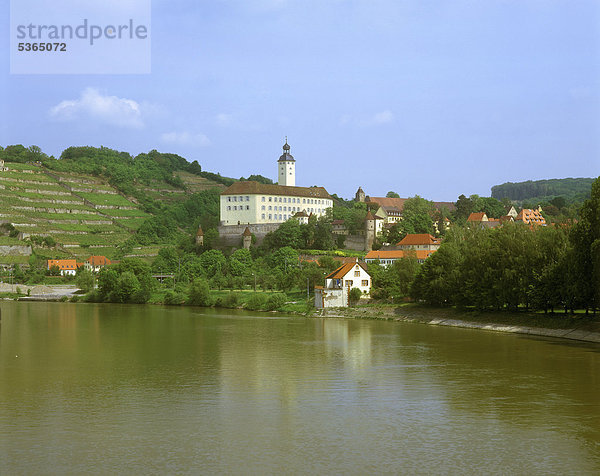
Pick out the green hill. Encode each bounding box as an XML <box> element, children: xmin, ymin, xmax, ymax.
<box><xmin>491</xmin><ymin>177</ymin><xmax>595</xmax><ymax>204</ymax></box>
<box><xmin>0</xmin><ymin>145</ymin><xmax>230</xmax><ymax>266</ymax></box>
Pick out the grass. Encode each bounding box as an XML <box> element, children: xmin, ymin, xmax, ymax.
<box><xmin>0</xmin><ymin>236</ymin><xmax>24</xmax><ymax>245</ymax></box>
<box><xmin>102</xmin><ymin>209</ymin><xmax>149</xmax><ymax>217</ymax></box>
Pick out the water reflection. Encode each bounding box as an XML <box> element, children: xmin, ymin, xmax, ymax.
<box><xmin>0</xmin><ymin>302</ymin><xmax>599</xmax><ymax>474</ymax></box>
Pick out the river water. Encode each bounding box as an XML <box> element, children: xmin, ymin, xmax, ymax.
<box><xmin>0</xmin><ymin>302</ymin><xmax>599</xmax><ymax>474</ymax></box>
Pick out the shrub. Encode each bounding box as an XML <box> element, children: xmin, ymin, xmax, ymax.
<box><xmin>187</xmin><ymin>277</ymin><xmax>212</xmax><ymax>306</ymax></box>
<box><xmin>164</xmin><ymin>290</ymin><xmax>186</xmax><ymax>305</ymax></box>
<box><xmin>245</xmin><ymin>293</ymin><xmax>269</xmax><ymax>311</ymax></box>
<box><xmin>222</xmin><ymin>292</ymin><xmax>241</xmax><ymax>308</ymax></box>
<box><xmin>266</xmin><ymin>293</ymin><xmax>287</xmax><ymax>311</ymax></box>
<box><xmin>349</xmin><ymin>287</ymin><xmax>363</xmax><ymax>305</ymax></box>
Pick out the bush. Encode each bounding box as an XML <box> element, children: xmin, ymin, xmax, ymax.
<box><xmin>222</xmin><ymin>292</ymin><xmax>241</xmax><ymax>308</ymax></box>
<box><xmin>245</xmin><ymin>293</ymin><xmax>269</xmax><ymax>311</ymax></box>
<box><xmin>187</xmin><ymin>277</ymin><xmax>212</xmax><ymax>306</ymax></box>
<box><xmin>266</xmin><ymin>293</ymin><xmax>287</xmax><ymax>311</ymax></box>
<box><xmin>349</xmin><ymin>287</ymin><xmax>363</xmax><ymax>305</ymax></box>
<box><xmin>164</xmin><ymin>290</ymin><xmax>186</xmax><ymax>305</ymax></box>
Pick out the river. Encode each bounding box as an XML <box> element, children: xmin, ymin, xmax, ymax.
<box><xmin>1</xmin><ymin>302</ymin><xmax>599</xmax><ymax>474</ymax></box>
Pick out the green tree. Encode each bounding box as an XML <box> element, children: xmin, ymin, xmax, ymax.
<box><xmin>348</xmin><ymin>287</ymin><xmax>363</xmax><ymax>305</ymax></box>
<box><xmin>399</xmin><ymin>196</ymin><xmax>435</xmax><ymax>235</ymax></box>
<box><xmin>187</xmin><ymin>277</ymin><xmax>213</xmax><ymax>306</ymax></box>
<box><xmin>199</xmin><ymin>249</ymin><xmax>226</xmax><ymax>276</ymax></box>
<box><xmin>386</xmin><ymin>191</ymin><xmax>400</xmax><ymax>198</ymax></box>
<box><xmin>229</xmin><ymin>248</ymin><xmax>253</xmax><ymax>277</ymax></box>
<box><xmin>76</xmin><ymin>269</ymin><xmax>95</xmax><ymax>293</ymax></box>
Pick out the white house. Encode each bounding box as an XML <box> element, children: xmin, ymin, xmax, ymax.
<box><xmin>314</xmin><ymin>260</ymin><xmax>371</xmax><ymax>308</ymax></box>
<box><xmin>220</xmin><ymin>141</ymin><xmax>333</xmax><ymax>226</ymax></box>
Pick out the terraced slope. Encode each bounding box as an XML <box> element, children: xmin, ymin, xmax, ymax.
<box><xmin>0</xmin><ymin>163</ymin><xmax>149</xmax><ymax>263</ymax></box>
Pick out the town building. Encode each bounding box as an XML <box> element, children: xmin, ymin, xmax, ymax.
<box><xmin>397</xmin><ymin>233</ymin><xmax>441</xmax><ymax>251</ymax></box>
<box><xmin>84</xmin><ymin>255</ymin><xmax>111</xmax><ymax>273</ymax></box>
<box><xmin>219</xmin><ymin>141</ymin><xmax>333</xmax><ymax>227</ymax></box>
<box><xmin>355</xmin><ymin>186</ymin><xmax>366</xmax><ymax>202</ymax></box>
<box><xmin>364</xmin><ymin>249</ymin><xmax>435</xmax><ymax>267</ymax></box>
<box><xmin>515</xmin><ymin>207</ymin><xmax>546</xmax><ymax>225</ymax></box>
<box><xmin>314</xmin><ymin>259</ymin><xmax>371</xmax><ymax>308</ymax></box>
<box><xmin>47</xmin><ymin>259</ymin><xmax>79</xmax><ymax>276</ymax></box>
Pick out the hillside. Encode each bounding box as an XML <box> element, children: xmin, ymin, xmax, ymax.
<box><xmin>491</xmin><ymin>177</ymin><xmax>595</xmax><ymax>203</ymax></box>
<box><xmin>0</xmin><ymin>145</ymin><xmax>231</xmax><ymax>267</ymax></box>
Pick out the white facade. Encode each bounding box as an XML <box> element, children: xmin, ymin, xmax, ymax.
<box><xmin>220</xmin><ymin>141</ymin><xmax>332</xmax><ymax>226</ymax></box>
<box><xmin>220</xmin><ymin>192</ymin><xmax>333</xmax><ymax>226</ymax></box>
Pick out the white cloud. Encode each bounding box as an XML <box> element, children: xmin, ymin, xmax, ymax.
<box><xmin>49</xmin><ymin>87</ymin><xmax>144</xmax><ymax>128</ymax></box>
<box><xmin>340</xmin><ymin>110</ymin><xmax>394</xmax><ymax>127</ymax></box>
<box><xmin>160</xmin><ymin>131</ymin><xmax>211</xmax><ymax>147</ymax></box>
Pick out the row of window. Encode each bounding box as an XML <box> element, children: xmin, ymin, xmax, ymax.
<box><xmin>226</xmin><ymin>196</ymin><xmax>250</xmax><ymax>202</ymax></box>
<box><xmin>262</xmin><ymin>213</ymin><xmax>290</xmax><ymax>221</ymax></box>
<box><xmin>261</xmin><ymin>196</ymin><xmax>329</xmax><ymax>205</ymax></box>
<box><xmin>344</xmin><ymin>280</ymin><xmax>370</xmax><ymax>287</ymax></box>
<box><xmin>226</xmin><ymin>205</ymin><xmax>251</xmax><ymax>211</ymax></box>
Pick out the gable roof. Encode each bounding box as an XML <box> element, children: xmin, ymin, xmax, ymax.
<box><xmin>467</xmin><ymin>212</ymin><xmax>488</xmax><ymax>222</ymax></box>
<box><xmin>47</xmin><ymin>259</ymin><xmax>79</xmax><ymax>270</ymax></box>
<box><xmin>221</xmin><ymin>181</ymin><xmax>331</xmax><ymax>199</ymax></box>
<box><xmin>365</xmin><ymin>249</ymin><xmax>434</xmax><ymax>260</ymax></box>
<box><xmin>86</xmin><ymin>255</ymin><xmax>111</xmax><ymax>267</ymax></box>
<box><xmin>325</xmin><ymin>260</ymin><xmax>369</xmax><ymax>280</ymax></box>
<box><xmin>397</xmin><ymin>233</ymin><xmax>438</xmax><ymax>246</ymax></box>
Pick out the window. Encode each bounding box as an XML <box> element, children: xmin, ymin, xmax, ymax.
<box><xmin>354</xmin><ymin>270</ymin><xmax>360</xmax><ymax>277</ymax></box>
<box><xmin>268</xmin><ymin>206</ymin><xmax>272</xmax><ymax>211</ymax></box>
<box><xmin>283</xmin><ymin>197</ymin><xmax>287</xmax><ymax>203</ymax></box>
<box><xmin>269</xmin><ymin>197</ymin><xmax>272</xmax><ymax>202</ymax></box>
<box><xmin>239</xmin><ymin>196</ymin><xmax>243</xmax><ymax>201</ymax></box>
<box><xmin>269</xmin><ymin>214</ymin><xmax>272</xmax><ymax>220</ymax></box>
<box><xmin>284</xmin><ymin>206</ymin><xmax>287</xmax><ymax>211</ymax></box>
<box><xmin>262</xmin><ymin>197</ymin><xmax>265</xmax><ymax>202</ymax></box>
<box><xmin>233</xmin><ymin>196</ymin><xmax>237</xmax><ymax>202</ymax></box>
<box><xmin>233</xmin><ymin>206</ymin><xmax>237</xmax><ymax>211</ymax></box>
<box><xmin>227</xmin><ymin>206</ymin><xmax>231</xmax><ymax>211</ymax></box>
<box><xmin>303</xmin><ymin>199</ymin><xmax>306</xmax><ymax>203</ymax></box>
<box><xmin>261</xmin><ymin>213</ymin><xmax>265</xmax><ymax>219</ymax></box>
<box><xmin>279</xmin><ymin>206</ymin><xmax>282</xmax><ymax>211</ymax></box>
<box><xmin>279</xmin><ymin>197</ymin><xmax>282</xmax><ymax>202</ymax></box>
<box><xmin>227</xmin><ymin>197</ymin><xmax>231</xmax><ymax>202</ymax></box>
<box><xmin>362</xmin><ymin>280</ymin><xmax>369</xmax><ymax>286</ymax></box>
<box><xmin>345</xmin><ymin>280</ymin><xmax>353</xmax><ymax>287</ymax></box>
<box><xmin>246</xmin><ymin>196</ymin><xmax>250</xmax><ymax>201</ymax></box>
<box><xmin>261</xmin><ymin>205</ymin><xmax>265</xmax><ymax>210</ymax></box>
<box><xmin>246</xmin><ymin>205</ymin><xmax>250</xmax><ymax>210</ymax></box>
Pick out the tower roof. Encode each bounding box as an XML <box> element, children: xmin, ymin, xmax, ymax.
<box><xmin>243</xmin><ymin>226</ymin><xmax>252</xmax><ymax>236</ymax></box>
<box><xmin>278</xmin><ymin>140</ymin><xmax>295</xmax><ymax>162</ymax></box>
<box><xmin>196</xmin><ymin>226</ymin><xmax>204</xmax><ymax>236</ymax></box>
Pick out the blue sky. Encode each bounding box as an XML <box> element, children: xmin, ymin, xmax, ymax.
<box><xmin>2</xmin><ymin>0</ymin><xmax>599</xmax><ymax>201</ymax></box>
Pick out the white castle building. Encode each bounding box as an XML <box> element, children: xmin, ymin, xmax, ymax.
<box><xmin>219</xmin><ymin>141</ymin><xmax>333</xmax><ymax>226</ymax></box>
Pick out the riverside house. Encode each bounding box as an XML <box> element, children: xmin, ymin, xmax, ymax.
<box><xmin>314</xmin><ymin>259</ymin><xmax>371</xmax><ymax>308</ymax></box>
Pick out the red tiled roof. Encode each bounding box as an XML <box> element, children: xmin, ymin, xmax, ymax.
<box><xmin>325</xmin><ymin>260</ymin><xmax>369</xmax><ymax>280</ymax></box>
<box><xmin>86</xmin><ymin>256</ymin><xmax>111</xmax><ymax>267</ymax></box>
<box><xmin>365</xmin><ymin>249</ymin><xmax>434</xmax><ymax>260</ymax></box>
<box><xmin>47</xmin><ymin>259</ymin><xmax>79</xmax><ymax>270</ymax></box>
<box><xmin>467</xmin><ymin>212</ymin><xmax>487</xmax><ymax>222</ymax></box>
<box><xmin>397</xmin><ymin>233</ymin><xmax>437</xmax><ymax>246</ymax></box>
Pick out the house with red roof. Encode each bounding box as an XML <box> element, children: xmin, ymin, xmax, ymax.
<box><xmin>515</xmin><ymin>208</ymin><xmax>546</xmax><ymax>225</ymax></box>
<box><xmin>84</xmin><ymin>255</ymin><xmax>111</xmax><ymax>273</ymax></box>
<box><xmin>47</xmin><ymin>259</ymin><xmax>79</xmax><ymax>276</ymax></box>
<box><xmin>364</xmin><ymin>249</ymin><xmax>435</xmax><ymax>267</ymax></box>
<box><xmin>397</xmin><ymin>233</ymin><xmax>441</xmax><ymax>251</ymax></box>
<box><xmin>314</xmin><ymin>259</ymin><xmax>371</xmax><ymax>308</ymax></box>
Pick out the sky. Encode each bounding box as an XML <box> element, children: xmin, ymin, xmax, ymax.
<box><xmin>1</xmin><ymin>0</ymin><xmax>599</xmax><ymax>201</ymax></box>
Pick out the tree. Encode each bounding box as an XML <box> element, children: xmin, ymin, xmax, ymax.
<box><xmin>229</xmin><ymin>248</ymin><xmax>253</xmax><ymax>277</ymax></box>
<box><xmin>114</xmin><ymin>271</ymin><xmax>141</xmax><ymax>303</ymax></box>
<box><xmin>386</xmin><ymin>191</ymin><xmax>400</xmax><ymax>198</ymax></box>
<box><xmin>199</xmin><ymin>249</ymin><xmax>226</xmax><ymax>276</ymax></box>
<box><xmin>188</xmin><ymin>277</ymin><xmax>213</xmax><ymax>306</ymax></box>
<box><xmin>399</xmin><ymin>196</ymin><xmax>435</xmax><ymax>235</ymax></box>
<box><xmin>76</xmin><ymin>269</ymin><xmax>95</xmax><ymax>293</ymax></box>
<box><xmin>97</xmin><ymin>268</ymin><xmax>119</xmax><ymax>301</ymax></box>
<box><xmin>455</xmin><ymin>194</ymin><xmax>474</xmax><ymax>221</ymax></box>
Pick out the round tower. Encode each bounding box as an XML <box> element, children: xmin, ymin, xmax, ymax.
<box><xmin>278</xmin><ymin>138</ymin><xmax>295</xmax><ymax>187</ymax></box>
<box><xmin>364</xmin><ymin>211</ymin><xmax>376</xmax><ymax>251</ymax></box>
<box><xmin>195</xmin><ymin>225</ymin><xmax>204</xmax><ymax>246</ymax></box>
<box><xmin>242</xmin><ymin>226</ymin><xmax>252</xmax><ymax>250</ymax></box>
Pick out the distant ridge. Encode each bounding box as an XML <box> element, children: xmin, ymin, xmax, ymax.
<box><xmin>491</xmin><ymin>177</ymin><xmax>595</xmax><ymax>202</ymax></box>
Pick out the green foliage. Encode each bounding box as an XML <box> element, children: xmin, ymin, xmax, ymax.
<box><xmin>187</xmin><ymin>277</ymin><xmax>213</xmax><ymax>306</ymax></box>
<box><xmin>245</xmin><ymin>293</ymin><xmax>269</xmax><ymax>311</ymax></box>
<box><xmin>76</xmin><ymin>269</ymin><xmax>95</xmax><ymax>293</ymax></box>
<box><xmin>240</xmin><ymin>174</ymin><xmax>273</xmax><ymax>184</ymax></box>
<box><xmin>492</xmin><ymin>178</ymin><xmax>594</xmax><ymax>202</ymax></box>
<box><xmin>164</xmin><ymin>290</ymin><xmax>186</xmax><ymax>305</ymax></box>
<box><xmin>386</xmin><ymin>191</ymin><xmax>400</xmax><ymax>198</ymax></box>
<box><xmin>398</xmin><ymin>195</ymin><xmax>435</xmax><ymax>236</ymax></box>
<box><xmin>229</xmin><ymin>248</ymin><xmax>253</xmax><ymax>277</ymax></box>
<box><xmin>348</xmin><ymin>287</ymin><xmax>363</xmax><ymax>305</ymax></box>
<box><xmin>266</xmin><ymin>293</ymin><xmax>287</xmax><ymax>311</ymax></box>
<box><xmin>222</xmin><ymin>292</ymin><xmax>242</xmax><ymax>308</ymax></box>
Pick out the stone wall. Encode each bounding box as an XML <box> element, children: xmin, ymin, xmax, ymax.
<box><xmin>218</xmin><ymin>223</ymin><xmax>281</xmax><ymax>247</ymax></box>
<box><xmin>0</xmin><ymin>245</ymin><xmax>32</xmax><ymax>256</ymax></box>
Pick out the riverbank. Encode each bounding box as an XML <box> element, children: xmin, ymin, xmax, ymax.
<box><xmin>320</xmin><ymin>303</ymin><xmax>600</xmax><ymax>344</ymax></box>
